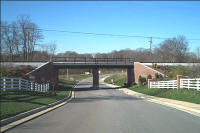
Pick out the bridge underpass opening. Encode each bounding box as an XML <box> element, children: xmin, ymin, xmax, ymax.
<box><xmin>53</xmin><ymin>57</ymin><xmax>135</xmax><ymax>88</ymax></box>
<box><xmin>58</xmin><ymin>67</ymin><xmax>135</xmax><ymax>88</ymax></box>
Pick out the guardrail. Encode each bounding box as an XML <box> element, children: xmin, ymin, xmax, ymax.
<box><xmin>150</xmin><ymin>80</ymin><xmax>177</xmax><ymax>89</ymax></box>
<box><xmin>52</xmin><ymin>57</ymin><xmax>135</xmax><ymax>64</ymax></box>
<box><xmin>0</xmin><ymin>77</ymin><xmax>49</xmax><ymax>92</ymax></box>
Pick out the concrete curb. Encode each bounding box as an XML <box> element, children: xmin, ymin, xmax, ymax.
<box><xmin>101</xmin><ymin>78</ymin><xmax>200</xmax><ymax>117</ymax></box>
<box><xmin>0</xmin><ymin>90</ymin><xmax>74</xmax><ymax>132</ymax></box>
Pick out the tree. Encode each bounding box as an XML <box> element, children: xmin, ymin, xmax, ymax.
<box><xmin>17</xmin><ymin>14</ymin><xmax>43</xmax><ymax>61</ymax></box>
<box><xmin>154</xmin><ymin>36</ymin><xmax>188</xmax><ymax>62</ymax></box>
<box><xmin>1</xmin><ymin>14</ymin><xmax>43</xmax><ymax>61</ymax></box>
<box><xmin>196</xmin><ymin>47</ymin><xmax>200</xmax><ymax>61</ymax></box>
<box><xmin>48</xmin><ymin>41</ymin><xmax>57</xmax><ymax>61</ymax></box>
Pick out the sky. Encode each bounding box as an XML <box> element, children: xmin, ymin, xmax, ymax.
<box><xmin>1</xmin><ymin>1</ymin><xmax>200</xmax><ymax>54</ymax></box>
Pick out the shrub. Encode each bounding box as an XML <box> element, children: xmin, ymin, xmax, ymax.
<box><xmin>147</xmin><ymin>74</ymin><xmax>152</xmax><ymax>79</ymax></box>
<box><xmin>0</xmin><ymin>67</ymin><xmax>8</xmax><ymax>77</ymax></box>
<box><xmin>138</xmin><ymin>76</ymin><xmax>147</xmax><ymax>85</ymax></box>
<box><xmin>155</xmin><ymin>73</ymin><xmax>163</xmax><ymax>80</ymax></box>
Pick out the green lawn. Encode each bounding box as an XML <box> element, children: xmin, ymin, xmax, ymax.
<box><xmin>104</xmin><ymin>73</ymin><xmax>126</xmax><ymax>86</ymax></box>
<box><xmin>59</xmin><ymin>74</ymin><xmax>92</xmax><ymax>82</ymax></box>
<box><xmin>129</xmin><ymin>86</ymin><xmax>200</xmax><ymax>104</ymax></box>
<box><xmin>0</xmin><ymin>90</ymin><xmax>70</xmax><ymax>120</ymax></box>
<box><xmin>104</xmin><ymin>75</ymin><xmax>200</xmax><ymax>104</ymax></box>
<box><xmin>0</xmin><ymin>74</ymin><xmax>90</xmax><ymax>120</ymax></box>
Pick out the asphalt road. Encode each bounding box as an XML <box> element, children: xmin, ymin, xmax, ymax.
<box><xmin>6</xmin><ymin>75</ymin><xmax>200</xmax><ymax>133</ymax></box>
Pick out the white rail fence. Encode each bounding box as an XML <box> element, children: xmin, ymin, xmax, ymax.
<box><xmin>180</xmin><ymin>78</ymin><xmax>200</xmax><ymax>90</ymax></box>
<box><xmin>150</xmin><ymin>78</ymin><xmax>200</xmax><ymax>90</ymax></box>
<box><xmin>150</xmin><ymin>80</ymin><xmax>177</xmax><ymax>89</ymax></box>
<box><xmin>0</xmin><ymin>77</ymin><xmax>49</xmax><ymax>92</ymax></box>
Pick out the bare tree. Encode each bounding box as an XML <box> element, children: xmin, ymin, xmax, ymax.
<box><xmin>48</xmin><ymin>41</ymin><xmax>57</xmax><ymax>61</ymax></box>
<box><xmin>17</xmin><ymin>14</ymin><xmax>43</xmax><ymax>61</ymax></box>
<box><xmin>196</xmin><ymin>47</ymin><xmax>200</xmax><ymax>62</ymax></box>
<box><xmin>154</xmin><ymin>36</ymin><xmax>188</xmax><ymax>62</ymax></box>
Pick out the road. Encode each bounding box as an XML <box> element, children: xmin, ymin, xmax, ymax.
<box><xmin>6</xmin><ymin>75</ymin><xmax>200</xmax><ymax>133</ymax></box>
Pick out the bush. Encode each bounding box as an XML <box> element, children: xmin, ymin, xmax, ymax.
<box><xmin>138</xmin><ymin>76</ymin><xmax>147</xmax><ymax>85</ymax></box>
<box><xmin>155</xmin><ymin>73</ymin><xmax>163</xmax><ymax>80</ymax></box>
<box><xmin>0</xmin><ymin>66</ymin><xmax>8</xmax><ymax>77</ymax></box>
<box><xmin>147</xmin><ymin>74</ymin><xmax>152</xmax><ymax>79</ymax></box>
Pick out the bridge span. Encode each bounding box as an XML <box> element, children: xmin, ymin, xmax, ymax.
<box><xmin>24</xmin><ymin>57</ymin><xmax>135</xmax><ymax>88</ymax></box>
<box><xmin>2</xmin><ymin>57</ymin><xmax>199</xmax><ymax>89</ymax></box>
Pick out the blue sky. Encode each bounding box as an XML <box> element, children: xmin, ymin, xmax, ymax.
<box><xmin>1</xmin><ymin>1</ymin><xmax>200</xmax><ymax>54</ymax></box>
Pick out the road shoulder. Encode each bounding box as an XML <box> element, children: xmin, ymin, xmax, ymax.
<box><xmin>101</xmin><ymin>76</ymin><xmax>200</xmax><ymax>117</ymax></box>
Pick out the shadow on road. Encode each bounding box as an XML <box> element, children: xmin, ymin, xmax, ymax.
<box><xmin>70</xmin><ymin>86</ymin><xmax>142</xmax><ymax>103</ymax></box>
<box><xmin>72</xmin><ymin>86</ymin><xmax>122</xmax><ymax>91</ymax></box>
<box><xmin>70</xmin><ymin>95</ymin><xmax>142</xmax><ymax>103</ymax></box>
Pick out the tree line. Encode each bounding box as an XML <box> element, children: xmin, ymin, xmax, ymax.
<box><xmin>1</xmin><ymin>15</ymin><xmax>200</xmax><ymax>63</ymax></box>
<box><xmin>1</xmin><ymin>15</ymin><xmax>56</xmax><ymax>62</ymax></box>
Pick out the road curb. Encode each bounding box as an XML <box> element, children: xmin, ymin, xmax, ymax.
<box><xmin>102</xmin><ymin>80</ymin><xmax>200</xmax><ymax>117</ymax></box>
<box><xmin>0</xmin><ymin>90</ymin><xmax>74</xmax><ymax>132</ymax></box>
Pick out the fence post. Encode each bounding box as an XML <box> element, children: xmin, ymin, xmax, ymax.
<box><xmin>148</xmin><ymin>79</ymin><xmax>152</xmax><ymax>88</ymax></box>
<box><xmin>31</xmin><ymin>82</ymin><xmax>33</xmax><ymax>91</ymax></box>
<box><xmin>19</xmin><ymin>79</ymin><xmax>21</xmax><ymax>90</ymax></box>
<box><xmin>187</xmin><ymin>79</ymin><xmax>190</xmax><ymax>90</ymax></box>
<box><xmin>177</xmin><ymin>75</ymin><xmax>183</xmax><ymax>89</ymax></box>
<box><xmin>35</xmin><ymin>83</ymin><xmax>37</xmax><ymax>91</ymax></box>
<box><xmin>197</xmin><ymin>79</ymin><xmax>199</xmax><ymax>91</ymax></box>
<box><xmin>3</xmin><ymin>78</ymin><xmax>6</xmax><ymax>91</ymax></box>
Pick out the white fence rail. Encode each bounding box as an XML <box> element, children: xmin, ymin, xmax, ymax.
<box><xmin>0</xmin><ymin>77</ymin><xmax>49</xmax><ymax>92</ymax></box>
<box><xmin>180</xmin><ymin>78</ymin><xmax>200</xmax><ymax>90</ymax></box>
<box><xmin>150</xmin><ymin>78</ymin><xmax>200</xmax><ymax>90</ymax></box>
<box><xmin>150</xmin><ymin>80</ymin><xmax>177</xmax><ymax>89</ymax></box>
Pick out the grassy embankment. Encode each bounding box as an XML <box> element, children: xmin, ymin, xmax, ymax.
<box><xmin>105</xmin><ymin>74</ymin><xmax>200</xmax><ymax>104</ymax></box>
<box><xmin>0</xmin><ymin>74</ymin><xmax>91</xmax><ymax>120</ymax></box>
<box><xmin>0</xmin><ymin>90</ymin><xmax>69</xmax><ymax>120</ymax></box>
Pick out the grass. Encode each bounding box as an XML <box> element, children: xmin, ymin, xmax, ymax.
<box><xmin>104</xmin><ymin>73</ymin><xmax>126</xmax><ymax>86</ymax></box>
<box><xmin>0</xmin><ymin>90</ymin><xmax>70</xmax><ymax>120</ymax></box>
<box><xmin>104</xmin><ymin>74</ymin><xmax>200</xmax><ymax>104</ymax></box>
<box><xmin>0</xmin><ymin>74</ymin><xmax>91</xmax><ymax>120</ymax></box>
<box><xmin>59</xmin><ymin>74</ymin><xmax>92</xmax><ymax>82</ymax></box>
<box><xmin>129</xmin><ymin>86</ymin><xmax>200</xmax><ymax>104</ymax></box>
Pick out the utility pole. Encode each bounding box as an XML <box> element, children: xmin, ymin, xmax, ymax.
<box><xmin>149</xmin><ymin>37</ymin><xmax>153</xmax><ymax>64</ymax></box>
<box><xmin>149</xmin><ymin>37</ymin><xmax>152</xmax><ymax>55</ymax></box>
<box><xmin>66</xmin><ymin>57</ymin><xmax>69</xmax><ymax>80</ymax></box>
<box><xmin>67</xmin><ymin>69</ymin><xmax>69</xmax><ymax>80</ymax></box>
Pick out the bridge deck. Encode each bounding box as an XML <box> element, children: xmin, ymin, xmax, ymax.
<box><xmin>53</xmin><ymin>62</ymin><xmax>134</xmax><ymax>69</ymax></box>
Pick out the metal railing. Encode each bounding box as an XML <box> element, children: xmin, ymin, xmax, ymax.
<box><xmin>52</xmin><ymin>57</ymin><xmax>134</xmax><ymax>64</ymax></box>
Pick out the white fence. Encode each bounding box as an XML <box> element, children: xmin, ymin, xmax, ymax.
<box><xmin>0</xmin><ymin>77</ymin><xmax>49</xmax><ymax>92</ymax></box>
<box><xmin>180</xmin><ymin>78</ymin><xmax>200</xmax><ymax>90</ymax></box>
<box><xmin>150</xmin><ymin>80</ymin><xmax>177</xmax><ymax>89</ymax></box>
<box><xmin>150</xmin><ymin>78</ymin><xmax>200</xmax><ymax>90</ymax></box>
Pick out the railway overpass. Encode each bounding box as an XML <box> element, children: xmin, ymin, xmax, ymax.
<box><xmin>24</xmin><ymin>57</ymin><xmax>135</xmax><ymax>88</ymax></box>
<box><xmin>2</xmin><ymin>57</ymin><xmax>199</xmax><ymax>89</ymax></box>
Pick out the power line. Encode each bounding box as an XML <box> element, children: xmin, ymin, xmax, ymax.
<box><xmin>1</xmin><ymin>25</ymin><xmax>200</xmax><ymax>41</ymax></box>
